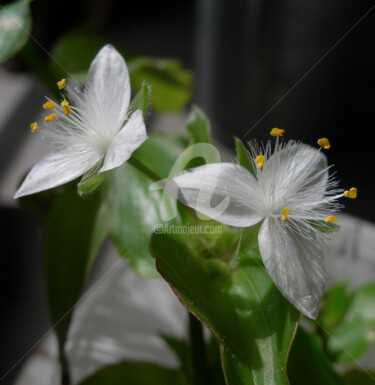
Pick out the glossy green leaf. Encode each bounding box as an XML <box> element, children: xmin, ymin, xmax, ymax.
<box><xmin>186</xmin><ymin>105</ymin><xmax>211</xmax><ymax>144</ymax></box>
<box><xmin>287</xmin><ymin>328</ymin><xmax>345</xmax><ymax>385</ymax></box>
<box><xmin>103</xmin><ymin>133</ymin><xmax>187</xmax><ymax>277</ymax></box>
<box><xmin>318</xmin><ymin>283</ymin><xmax>350</xmax><ymax>330</ymax></box>
<box><xmin>128</xmin><ymin>57</ymin><xmax>193</xmax><ymax>112</ymax></box>
<box><xmin>343</xmin><ymin>369</ymin><xmax>375</xmax><ymax>385</ymax></box>
<box><xmin>0</xmin><ymin>0</ymin><xmax>31</xmax><ymax>63</ymax></box>
<box><xmin>327</xmin><ymin>283</ymin><xmax>375</xmax><ymax>363</ymax></box>
<box><xmin>78</xmin><ymin>362</ymin><xmax>188</xmax><ymax>385</ymax></box>
<box><xmin>150</xmin><ymin>232</ymin><xmax>299</xmax><ymax>385</ymax></box>
<box><xmin>235</xmin><ymin>138</ymin><xmax>256</xmax><ymax>176</ymax></box>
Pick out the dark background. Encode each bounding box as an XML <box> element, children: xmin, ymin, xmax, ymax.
<box><xmin>1</xmin><ymin>0</ymin><xmax>375</xmax><ymax>383</ymax></box>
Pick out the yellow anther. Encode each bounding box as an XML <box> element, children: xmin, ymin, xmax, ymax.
<box><xmin>270</xmin><ymin>128</ymin><xmax>285</xmax><ymax>137</ymax></box>
<box><xmin>281</xmin><ymin>207</ymin><xmax>289</xmax><ymax>221</ymax></box>
<box><xmin>45</xmin><ymin>113</ymin><xmax>56</xmax><ymax>122</ymax></box>
<box><xmin>30</xmin><ymin>122</ymin><xmax>38</xmax><ymax>133</ymax></box>
<box><xmin>325</xmin><ymin>216</ymin><xmax>338</xmax><ymax>223</ymax></box>
<box><xmin>344</xmin><ymin>187</ymin><xmax>357</xmax><ymax>199</ymax></box>
<box><xmin>61</xmin><ymin>99</ymin><xmax>70</xmax><ymax>115</ymax></box>
<box><xmin>43</xmin><ymin>101</ymin><xmax>56</xmax><ymax>109</ymax></box>
<box><xmin>57</xmin><ymin>79</ymin><xmax>66</xmax><ymax>89</ymax></box>
<box><xmin>255</xmin><ymin>155</ymin><xmax>265</xmax><ymax>169</ymax></box>
<box><xmin>317</xmin><ymin>138</ymin><xmax>331</xmax><ymax>149</ymax></box>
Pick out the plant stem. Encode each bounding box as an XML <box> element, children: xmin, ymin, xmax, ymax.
<box><xmin>189</xmin><ymin>313</ymin><xmax>208</xmax><ymax>385</ymax></box>
<box><xmin>127</xmin><ymin>155</ymin><xmax>160</xmax><ymax>181</ymax></box>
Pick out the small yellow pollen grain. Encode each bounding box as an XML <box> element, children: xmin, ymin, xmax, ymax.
<box><xmin>270</xmin><ymin>127</ymin><xmax>285</xmax><ymax>137</ymax></box>
<box><xmin>317</xmin><ymin>138</ymin><xmax>331</xmax><ymax>149</ymax></box>
<box><xmin>43</xmin><ymin>101</ymin><xmax>56</xmax><ymax>109</ymax></box>
<box><xmin>281</xmin><ymin>207</ymin><xmax>289</xmax><ymax>221</ymax></box>
<box><xmin>57</xmin><ymin>79</ymin><xmax>66</xmax><ymax>89</ymax></box>
<box><xmin>325</xmin><ymin>216</ymin><xmax>338</xmax><ymax>223</ymax></box>
<box><xmin>45</xmin><ymin>113</ymin><xmax>56</xmax><ymax>122</ymax></box>
<box><xmin>61</xmin><ymin>99</ymin><xmax>70</xmax><ymax>115</ymax></box>
<box><xmin>255</xmin><ymin>155</ymin><xmax>265</xmax><ymax>169</ymax></box>
<box><xmin>344</xmin><ymin>187</ymin><xmax>357</xmax><ymax>199</ymax></box>
<box><xmin>30</xmin><ymin>122</ymin><xmax>38</xmax><ymax>133</ymax></box>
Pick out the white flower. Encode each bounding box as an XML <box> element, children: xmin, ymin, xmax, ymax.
<box><xmin>14</xmin><ymin>44</ymin><xmax>147</xmax><ymax>198</ymax></box>
<box><xmin>167</xmin><ymin>132</ymin><xmax>356</xmax><ymax>319</ymax></box>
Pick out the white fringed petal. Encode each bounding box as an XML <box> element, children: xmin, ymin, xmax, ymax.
<box><xmin>14</xmin><ymin>151</ymin><xmax>100</xmax><ymax>198</ymax></box>
<box><xmin>85</xmin><ymin>44</ymin><xmax>131</xmax><ymax>130</ymax></box>
<box><xmin>258</xmin><ymin>217</ymin><xmax>326</xmax><ymax>319</ymax></box>
<box><xmin>100</xmin><ymin>110</ymin><xmax>147</xmax><ymax>172</ymax></box>
<box><xmin>261</xmin><ymin>143</ymin><xmax>328</xmax><ymax>202</ymax></box>
<box><xmin>167</xmin><ymin>163</ymin><xmax>263</xmax><ymax>227</ymax></box>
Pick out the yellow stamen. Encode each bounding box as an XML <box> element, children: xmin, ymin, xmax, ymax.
<box><xmin>281</xmin><ymin>207</ymin><xmax>289</xmax><ymax>221</ymax></box>
<box><xmin>255</xmin><ymin>155</ymin><xmax>265</xmax><ymax>169</ymax></box>
<box><xmin>344</xmin><ymin>187</ymin><xmax>357</xmax><ymax>199</ymax></box>
<box><xmin>270</xmin><ymin>127</ymin><xmax>285</xmax><ymax>137</ymax></box>
<box><xmin>61</xmin><ymin>98</ymin><xmax>70</xmax><ymax>115</ymax></box>
<box><xmin>30</xmin><ymin>122</ymin><xmax>38</xmax><ymax>133</ymax></box>
<box><xmin>45</xmin><ymin>113</ymin><xmax>56</xmax><ymax>122</ymax></box>
<box><xmin>43</xmin><ymin>101</ymin><xmax>56</xmax><ymax>109</ymax></box>
<box><xmin>57</xmin><ymin>79</ymin><xmax>66</xmax><ymax>89</ymax></box>
<box><xmin>317</xmin><ymin>138</ymin><xmax>331</xmax><ymax>149</ymax></box>
<box><xmin>325</xmin><ymin>216</ymin><xmax>338</xmax><ymax>223</ymax></box>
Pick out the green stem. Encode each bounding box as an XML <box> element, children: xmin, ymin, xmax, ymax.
<box><xmin>127</xmin><ymin>155</ymin><xmax>160</xmax><ymax>181</ymax></box>
<box><xmin>189</xmin><ymin>313</ymin><xmax>208</xmax><ymax>385</ymax></box>
<box><xmin>59</xmin><ymin>346</ymin><xmax>71</xmax><ymax>385</ymax></box>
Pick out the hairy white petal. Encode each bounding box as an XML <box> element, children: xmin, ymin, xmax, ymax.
<box><xmin>14</xmin><ymin>151</ymin><xmax>101</xmax><ymax>198</ymax></box>
<box><xmin>85</xmin><ymin>44</ymin><xmax>131</xmax><ymax>134</ymax></box>
<box><xmin>258</xmin><ymin>217</ymin><xmax>325</xmax><ymax>319</ymax></box>
<box><xmin>100</xmin><ymin>110</ymin><xmax>147</xmax><ymax>172</ymax></box>
<box><xmin>260</xmin><ymin>143</ymin><xmax>328</xmax><ymax>205</ymax></box>
<box><xmin>166</xmin><ymin>163</ymin><xmax>263</xmax><ymax>227</ymax></box>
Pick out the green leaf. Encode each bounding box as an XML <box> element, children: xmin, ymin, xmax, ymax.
<box><xmin>18</xmin><ymin>181</ymin><xmax>106</xmax><ymax>371</ymax></box>
<box><xmin>49</xmin><ymin>24</ymin><xmax>106</xmax><ymax>82</ymax></box>
<box><xmin>128</xmin><ymin>81</ymin><xmax>151</xmax><ymax>118</ymax></box>
<box><xmin>78</xmin><ymin>170</ymin><xmax>108</xmax><ymax>196</ymax></box>
<box><xmin>186</xmin><ymin>105</ymin><xmax>211</xmax><ymax>144</ymax></box>
<box><xmin>235</xmin><ymin>138</ymin><xmax>256</xmax><ymax>176</ymax></box>
<box><xmin>318</xmin><ymin>283</ymin><xmax>350</xmax><ymax>330</ymax></box>
<box><xmin>103</xmin><ymin>133</ymin><xmax>188</xmax><ymax>277</ymax></box>
<box><xmin>128</xmin><ymin>57</ymin><xmax>193</xmax><ymax>112</ymax></box>
<box><xmin>0</xmin><ymin>0</ymin><xmax>31</xmax><ymax>63</ymax></box>
<box><xmin>343</xmin><ymin>369</ymin><xmax>375</xmax><ymax>385</ymax></box>
<box><xmin>327</xmin><ymin>283</ymin><xmax>375</xmax><ymax>363</ymax></box>
<box><xmin>287</xmin><ymin>328</ymin><xmax>345</xmax><ymax>385</ymax></box>
<box><xmin>150</xmin><ymin>232</ymin><xmax>299</xmax><ymax>385</ymax></box>
<box><xmin>132</xmin><ymin>132</ymin><xmax>188</xmax><ymax>179</ymax></box>
<box><xmin>78</xmin><ymin>362</ymin><xmax>188</xmax><ymax>385</ymax></box>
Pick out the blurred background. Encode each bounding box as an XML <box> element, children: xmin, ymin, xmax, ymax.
<box><xmin>1</xmin><ymin>0</ymin><xmax>375</xmax><ymax>383</ymax></box>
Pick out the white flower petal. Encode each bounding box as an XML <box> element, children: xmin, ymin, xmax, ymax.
<box><xmin>14</xmin><ymin>151</ymin><xmax>100</xmax><ymax>198</ymax></box>
<box><xmin>166</xmin><ymin>163</ymin><xmax>263</xmax><ymax>227</ymax></box>
<box><xmin>85</xmin><ymin>44</ymin><xmax>131</xmax><ymax>130</ymax></box>
<box><xmin>261</xmin><ymin>143</ymin><xmax>328</xmax><ymax>202</ymax></box>
<box><xmin>258</xmin><ymin>217</ymin><xmax>325</xmax><ymax>319</ymax></box>
<box><xmin>100</xmin><ymin>110</ymin><xmax>147</xmax><ymax>173</ymax></box>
